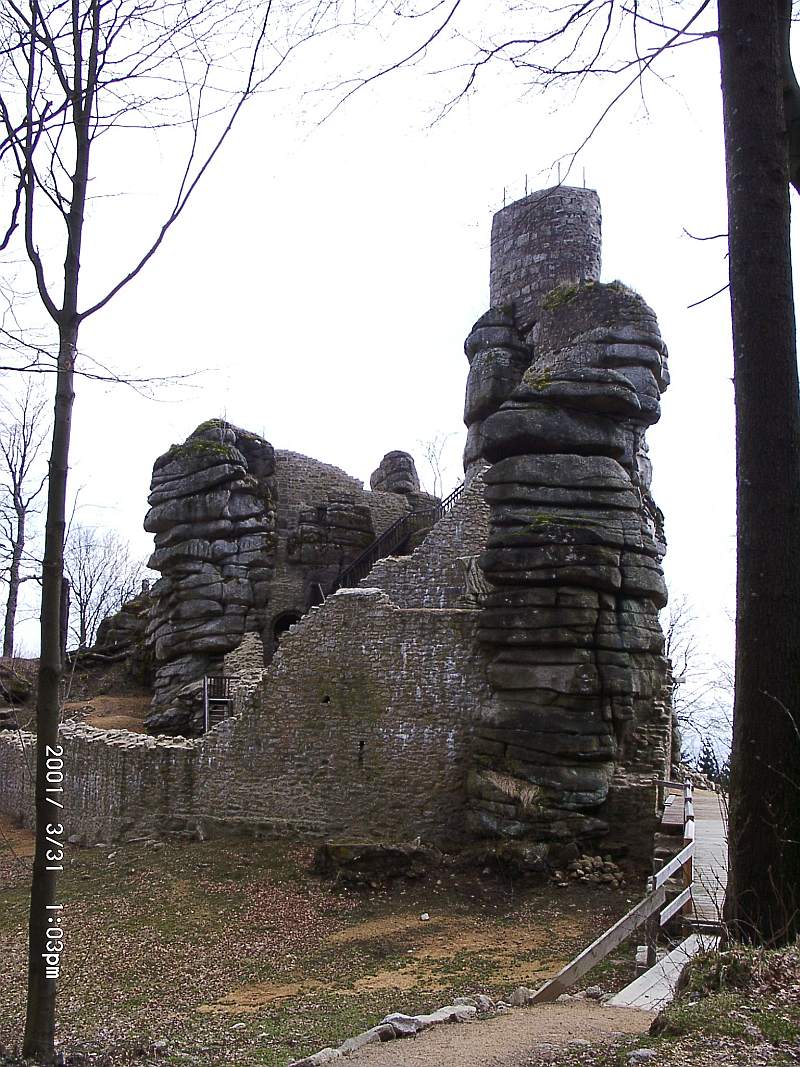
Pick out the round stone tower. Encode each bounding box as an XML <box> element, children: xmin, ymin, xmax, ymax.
<box><xmin>489</xmin><ymin>186</ymin><xmax>602</xmax><ymax>333</ymax></box>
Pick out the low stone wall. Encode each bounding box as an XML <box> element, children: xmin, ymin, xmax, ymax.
<box><xmin>0</xmin><ymin>731</ymin><xmax>31</xmax><ymax>824</ymax></box>
<box><xmin>0</xmin><ymin>724</ymin><xmax>197</xmax><ymax>844</ymax></box>
<box><xmin>0</xmin><ymin>601</ymin><xmax>492</xmax><ymax>849</ymax></box>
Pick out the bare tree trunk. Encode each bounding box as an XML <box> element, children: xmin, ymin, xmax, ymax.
<box><xmin>719</xmin><ymin>0</ymin><xmax>800</xmax><ymax>944</ymax></box>
<box><xmin>2</xmin><ymin>511</ymin><xmax>25</xmax><ymax>656</ymax></box>
<box><xmin>23</xmin><ymin>325</ymin><xmax>75</xmax><ymax>1062</ymax></box>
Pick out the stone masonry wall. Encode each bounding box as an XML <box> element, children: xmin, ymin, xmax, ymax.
<box><xmin>364</xmin><ymin>477</ymin><xmax>490</xmax><ymax>609</ymax></box>
<box><xmin>0</xmin><ymin>725</ymin><xmax>197</xmax><ymax>844</ymax></box>
<box><xmin>265</xmin><ymin>450</ymin><xmax>410</xmax><ymax>654</ymax></box>
<box><xmin>490</xmin><ymin>187</ymin><xmax>602</xmax><ymax>334</ymax></box>
<box><xmin>465</xmin><ymin>188</ymin><xmax>602</xmax><ymax>481</ymax></box>
<box><xmin>222</xmin><ymin>632</ymin><xmax>265</xmax><ymax>709</ymax></box>
<box><xmin>192</xmin><ymin>589</ymin><xmax>491</xmax><ymax>844</ymax></box>
<box><xmin>274</xmin><ymin>451</ymin><xmax>408</xmax><ymax>544</ymax></box>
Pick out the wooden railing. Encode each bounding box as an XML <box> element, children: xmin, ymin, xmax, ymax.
<box><xmin>654</xmin><ymin>779</ymin><xmax>696</xmax><ymax>924</ymax></box>
<box><xmin>530</xmin><ymin>778</ymin><xmax>696</xmax><ymax>1004</ymax></box>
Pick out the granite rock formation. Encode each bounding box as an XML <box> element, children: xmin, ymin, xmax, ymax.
<box><xmin>74</xmin><ymin>581</ymin><xmax>155</xmax><ymax>685</ymax></box>
<box><xmin>144</xmin><ymin>420</ymin><xmax>276</xmax><ymax>732</ymax></box>
<box><xmin>264</xmin><ymin>449</ymin><xmax>432</xmax><ymax>662</ymax></box>
<box><xmin>469</xmin><ymin>281</ymin><xmax>671</xmax><ymax>847</ymax></box>
<box><xmin>142</xmin><ymin>430</ymin><xmax>442</xmax><ymax>733</ymax></box>
<box><xmin>286</xmin><ymin>498</ymin><xmax>375</xmax><ymax>568</ymax></box>
<box><xmin>94</xmin><ymin>582</ymin><xmax>153</xmax><ymax>652</ymax></box>
<box><xmin>463</xmin><ymin>307</ymin><xmax>532</xmax><ymax>481</ymax></box>
<box><xmin>370</xmin><ymin>451</ymin><xmax>421</xmax><ymax>495</ymax></box>
<box><xmin>0</xmin><ymin>184</ymin><xmax>678</xmax><ymax>863</ymax></box>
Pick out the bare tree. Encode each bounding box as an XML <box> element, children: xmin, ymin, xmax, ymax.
<box><xmin>662</xmin><ymin>592</ymin><xmax>732</xmax><ymax>760</ymax></box>
<box><xmin>417</xmin><ymin>432</ymin><xmax>458</xmax><ymax>498</ymax></box>
<box><xmin>0</xmin><ymin>380</ymin><xmax>48</xmax><ymax>657</ymax></box>
<box><xmin>0</xmin><ymin>0</ymin><xmax>360</xmax><ymax>1057</ymax></box>
<box><xmin>64</xmin><ymin>526</ymin><xmax>143</xmax><ymax>649</ymax></box>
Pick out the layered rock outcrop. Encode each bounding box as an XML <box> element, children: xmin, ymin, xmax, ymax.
<box><xmin>143</xmin><ymin>431</ymin><xmax>442</xmax><ymax>732</ymax></box>
<box><xmin>94</xmin><ymin>582</ymin><xmax>153</xmax><ymax>653</ymax></box>
<box><xmin>286</xmin><ymin>498</ymin><xmax>375</xmax><ymax>568</ymax></box>
<box><xmin>73</xmin><ymin>581</ymin><xmax>155</xmax><ymax>685</ymax></box>
<box><xmin>466</xmin><ymin>191</ymin><xmax>671</xmax><ymax>853</ymax></box>
<box><xmin>463</xmin><ymin>308</ymin><xmax>531</xmax><ymax>481</ymax></box>
<box><xmin>144</xmin><ymin>420</ymin><xmax>276</xmax><ymax>732</ymax></box>
<box><xmin>370</xmin><ymin>451</ymin><xmax>421</xmax><ymax>495</ymax></box>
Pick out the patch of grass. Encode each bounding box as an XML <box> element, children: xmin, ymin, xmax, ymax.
<box><xmin>752</xmin><ymin>1009</ymin><xmax>800</xmax><ymax>1045</ymax></box>
<box><xmin>251</xmin><ymin>996</ymin><xmax>386</xmax><ymax>1066</ymax></box>
<box><xmin>541</xmin><ymin>282</ymin><xmax>581</xmax><ymax>310</ymax></box>
<box><xmin>659</xmin><ymin>991</ymin><xmax>761</xmax><ymax>1040</ymax></box>
<box><xmin>647</xmin><ymin>943</ymin><xmax>800</xmax><ymax>1066</ymax></box>
<box><xmin>574</xmin><ymin>938</ymin><xmax>638</xmax><ymax>996</ymax></box>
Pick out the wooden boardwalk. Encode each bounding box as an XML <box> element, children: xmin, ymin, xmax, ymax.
<box><xmin>608</xmin><ymin>788</ymin><xmax>728</xmax><ymax>1011</ymax></box>
<box><xmin>690</xmin><ymin>789</ymin><xmax>728</xmax><ymax>923</ymax></box>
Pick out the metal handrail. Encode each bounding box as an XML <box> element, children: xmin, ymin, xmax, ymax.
<box><xmin>338</xmin><ymin>512</ymin><xmax>416</xmax><ymax>587</ymax></box>
<box><xmin>331</xmin><ymin>482</ymin><xmax>465</xmax><ymax>594</ymax></box>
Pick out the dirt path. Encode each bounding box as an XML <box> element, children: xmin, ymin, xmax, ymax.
<box><xmin>62</xmin><ymin>693</ymin><xmax>150</xmax><ymax>732</ymax></box>
<box><xmin>350</xmin><ymin>1003</ymin><xmax>652</xmax><ymax>1067</ymax></box>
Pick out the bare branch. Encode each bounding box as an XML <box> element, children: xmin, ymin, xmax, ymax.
<box><xmin>688</xmin><ymin>282</ymin><xmax>730</xmax><ymax>309</ymax></box>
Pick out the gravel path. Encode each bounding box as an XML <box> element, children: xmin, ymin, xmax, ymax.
<box><xmin>349</xmin><ymin>1003</ymin><xmax>652</xmax><ymax>1067</ymax></box>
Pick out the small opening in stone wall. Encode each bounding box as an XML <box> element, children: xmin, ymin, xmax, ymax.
<box><xmin>321</xmin><ymin>695</ymin><xmax>331</xmax><ymax>704</ymax></box>
<box><xmin>273</xmin><ymin>611</ymin><xmax>301</xmax><ymax>642</ymax></box>
<box><xmin>358</xmin><ymin>740</ymin><xmax>365</xmax><ymax>768</ymax></box>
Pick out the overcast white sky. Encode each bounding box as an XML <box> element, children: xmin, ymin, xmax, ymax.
<box><xmin>5</xmin><ymin>2</ymin><xmax>780</xmax><ymax>684</ymax></box>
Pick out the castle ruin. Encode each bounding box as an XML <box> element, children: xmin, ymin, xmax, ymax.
<box><xmin>0</xmin><ymin>186</ymin><xmax>673</xmax><ymax>866</ymax></box>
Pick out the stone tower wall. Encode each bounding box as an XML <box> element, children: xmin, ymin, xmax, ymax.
<box><xmin>490</xmin><ymin>186</ymin><xmax>602</xmax><ymax>333</ymax></box>
<box><xmin>464</xmin><ymin>188</ymin><xmax>603</xmax><ymax>481</ymax></box>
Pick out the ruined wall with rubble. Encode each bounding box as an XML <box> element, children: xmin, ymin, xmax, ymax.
<box><xmin>364</xmin><ymin>476</ymin><xmax>490</xmax><ymax>609</ymax></box>
<box><xmin>144</xmin><ymin>430</ymin><xmax>438</xmax><ymax>735</ymax></box>
<box><xmin>192</xmin><ymin>587</ymin><xmax>490</xmax><ymax>843</ymax></box>
<box><xmin>190</xmin><ymin>480</ymin><xmax>493</xmax><ymax>843</ymax></box>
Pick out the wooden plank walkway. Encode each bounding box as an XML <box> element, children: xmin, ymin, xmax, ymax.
<box><xmin>690</xmin><ymin>789</ymin><xmax>728</xmax><ymax>923</ymax></box>
<box><xmin>607</xmin><ymin>934</ymin><xmax>720</xmax><ymax>1012</ymax></box>
<box><xmin>608</xmin><ymin>788</ymin><xmax>728</xmax><ymax>1012</ymax></box>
